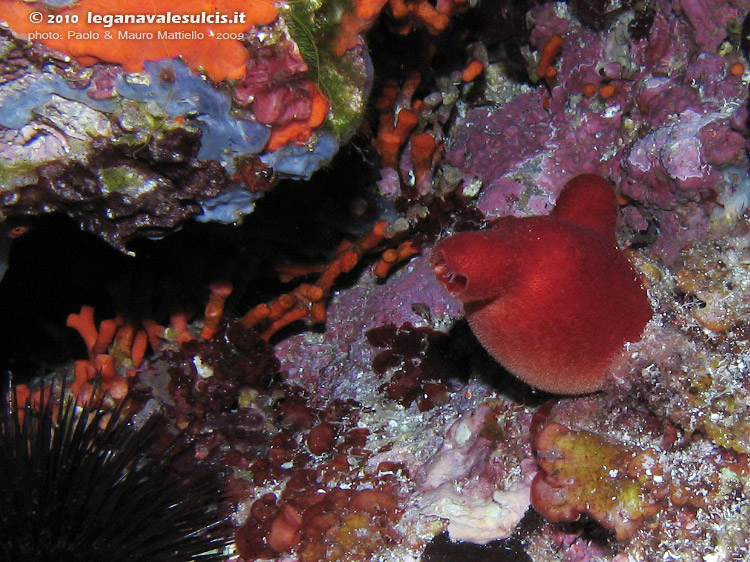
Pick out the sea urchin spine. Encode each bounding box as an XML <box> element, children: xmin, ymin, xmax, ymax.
<box><xmin>0</xmin><ymin>381</ymin><xmax>228</xmax><ymax>562</ymax></box>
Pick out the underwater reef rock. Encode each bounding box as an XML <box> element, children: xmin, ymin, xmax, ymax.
<box><xmin>8</xmin><ymin>0</ymin><xmax>750</xmax><ymax>561</ymax></box>
<box><xmin>445</xmin><ymin>0</ymin><xmax>750</xmax><ymax>264</ymax></box>
<box><xmin>0</xmin><ymin>1</ymin><xmax>374</xmax><ymax>249</ymax></box>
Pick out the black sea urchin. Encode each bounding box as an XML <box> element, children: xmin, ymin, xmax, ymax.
<box><xmin>0</xmin><ymin>382</ymin><xmax>228</xmax><ymax>562</ymax></box>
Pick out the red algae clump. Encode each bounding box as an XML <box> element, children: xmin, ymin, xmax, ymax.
<box><xmin>0</xmin><ymin>0</ymin><xmax>277</xmax><ymax>81</ymax></box>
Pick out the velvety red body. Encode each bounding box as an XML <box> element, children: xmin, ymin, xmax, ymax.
<box><xmin>432</xmin><ymin>174</ymin><xmax>652</xmax><ymax>394</ymax></box>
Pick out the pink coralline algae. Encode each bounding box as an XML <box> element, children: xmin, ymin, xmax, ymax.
<box><xmin>417</xmin><ymin>403</ymin><xmax>536</xmax><ymax>544</ymax></box>
<box><xmin>675</xmin><ymin>0</ymin><xmax>744</xmax><ymax>52</ymax></box>
<box><xmin>443</xmin><ymin>0</ymin><xmax>750</xmax><ymax>263</ymax></box>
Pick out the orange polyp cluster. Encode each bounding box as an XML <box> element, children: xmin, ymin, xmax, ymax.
<box><xmin>374</xmin><ymin>74</ymin><xmax>423</xmax><ymax>170</ymax></box>
<box><xmin>387</xmin><ymin>0</ymin><xmax>468</xmax><ymax>36</ymax></box>
<box><xmin>461</xmin><ymin>60</ymin><xmax>484</xmax><ymax>83</ymax></box>
<box><xmin>333</xmin><ymin>0</ymin><xmax>466</xmax><ymax>56</ymax></box>
<box><xmin>0</xmin><ymin>0</ymin><xmax>277</xmax><ymax>82</ymax></box>
<box><xmin>373</xmin><ymin>241</ymin><xmax>421</xmax><ymax>278</ymax></box>
<box><xmin>200</xmin><ymin>281</ymin><xmax>234</xmax><ymax>339</ymax></box>
<box><xmin>66</xmin><ymin>305</ymin><xmax>164</xmax><ymax>400</ymax></box>
<box><xmin>537</xmin><ymin>34</ymin><xmax>563</xmax><ymax>86</ymax></box>
<box><xmin>333</xmin><ymin>0</ymin><xmax>390</xmax><ymax>56</ymax></box>
<box><xmin>410</xmin><ymin>132</ymin><xmax>438</xmax><ymax>183</ymax></box>
<box><xmin>242</xmin><ymin>220</ymin><xmax>411</xmax><ymax>340</ymax></box>
<box><xmin>729</xmin><ymin>61</ymin><xmax>745</xmax><ymax>76</ymax></box>
<box><xmin>582</xmin><ymin>82</ymin><xmax>597</xmax><ymax>98</ymax></box>
<box><xmin>599</xmin><ymin>83</ymin><xmax>617</xmax><ymax>99</ymax></box>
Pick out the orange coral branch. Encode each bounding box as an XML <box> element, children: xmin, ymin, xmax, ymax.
<box><xmin>242</xmin><ymin>303</ymin><xmax>272</xmax><ymax>328</ymax></box>
<box><xmin>142</xmin><ymin>319</ymin><xmax>166</xmax><ymax>350</ymax></box>
<box><xmin>376</xmin><ymin>83</ymin><xmax>400</xmax><ymax>129</ymax></box>
<box><xmin>376</xmin><ymin>109</ymin><xmax>419</xmax><ymax>169</ymax></box>
<box><xmin>260</xmin><ymin>304</ymin><xmax>308</xmax><ymax>340</ymax></box>
<box><xmin>461</xmin><ymin>60</ymin><xmax>484</xmax><ymax>82</ymax></box>
<box><xmin>388</xmin><ymin>0</ymin><xmax>408</xmax><ymax>19</ymax></box>
<box><xmin>537</xmin><ymin>34</ymin><xmax>563</xmax><ymax>83</ymax></box>
<box><xmin>410</xmin><ymin>132</ymin><xmax>437</xmax><ymax>182</ymax></box>
<box><xmin>14</xmin><ymin>384</ymin><xmax>30</xmax><ymax>409</ymax></box>
<box><xmin>67</xmin><ymin>306</ymin><xmax>98</xmax><ymax>359</ymax></box>
<box><xmin>275</xmin><ymin>262</ymin><xmax>327</xmax><ymax>283</ymax></box>
<box><xmin>333</xmin><ymin>0</ymin><xmax>389</xmax><ymax>55</ymax></box>
<box><xmin>92</xmin><ymin>317</ymin><xmax>124</xmax><ymax>357</ymax></box>
<box><xmin>94</xmin><ymin>354</ymin><xmax>117</xmax><ymax>382</ymax></box>
<box><xmin>409</xmin><ymin>0</ymin><xmax>450</xmax><ymax>34</ymax></box>
<box><xmin>241</xmin><ymin>220</ymin><xmax>391</xmax><ymax>340</ymax></box>
<box><xmin>131</xmin><ymin>330</ymin><xmax>149</xmax><ymax>369</ymax></box>
<box><xmin>201</xmin><ymin>281</ymin><xmax>234</xmax><ymax>339</ymax></box>
<box><xmin>112</xmin><ymin>322</ymin><xmax>135</xmax><ymax>362</ymax></box>
<box><xmin>170</xmin><ymin>312</ymin><xmax>195</xmax><ymax>344</ymax></box>
<box><xmin>373</xmin><ymin>241</ymin><xmax>421</xmax><ymax>278</ymax></box>
<box><xmin>71</xmin><ymin>359</ymin><xmax>95</xmax><ymax>398</ymax></box>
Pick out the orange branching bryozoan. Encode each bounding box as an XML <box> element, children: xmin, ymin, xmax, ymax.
<box><xmin>242</xmin><ymin>221</ymin><xmax>388</xmax><ymax>339</ymax></box>
<box><xmin>537</xmin><ymin>34</ymin><xmax>563</xmax><ymax>85</ymax></box>
<box><xmin>461</xmin><ymin>59</ymin><xmax>484</xmax><ymax>82</ymax></box>
<box><xmin>374</xmin><ymin>73</ymin><xmax>421</xmax><ymax>170</ymax></box>
<box><xmin>373</xmin><ymin>241</ymin><xmax>421</xmax><ymax>278</ymax></box>
<box><xmin>201</xmin><ymin>281</ymin><xmax>233</xmax><ymax>339</ymax></box>
<box><xmin>410</xmin><ymin>132</ymin><xmax>438</xmax><ymax>183</ymax></box>
<box><xmin>333</xmin><ymin>0</ymin><xmax>389</xmax><ymax>56</ymax></box>
<box><xmin>66</xmin><ymin>306</ymin><xmax>161</xmax><ymax>400</ymax></box>
<box><xmin>1</xmin><ymin>0</ymin><xmax>277</xmax><ymax>81</ymax></box>
<box><xmin>241</xmin><ymin>220</ymin><xmax>420</xmax><ymax>340</ymax></box>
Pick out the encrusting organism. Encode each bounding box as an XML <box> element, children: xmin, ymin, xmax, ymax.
<box><xmin>0</xmin><ymin>0</ymin><xmax>277</xmax><ymax>81</ymax></box>
<box><xmin>530</xmin><ymin>417</ymin><xmax>667</xmax><ymax>540</ymax></box>
<box><xmin>0</xmin><ymin>380</ymin><xmax>228</xmax><ymax>562</ymax></box>
<box><xmin>432</xmin><ymin>174</ymin><xmax>653</xmax><ymax>394</ymax></box>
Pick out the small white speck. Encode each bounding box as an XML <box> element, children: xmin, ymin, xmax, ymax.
<box><xmin>193</xmin><ymin>356</ymin><xmax>214</xmax><ymax>379</ymax></box>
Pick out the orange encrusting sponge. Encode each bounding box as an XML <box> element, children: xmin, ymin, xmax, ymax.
<box><xmin>0</xmin><ymin>0</ymin><xmax>277</xmax><ymax>81</ymax></box>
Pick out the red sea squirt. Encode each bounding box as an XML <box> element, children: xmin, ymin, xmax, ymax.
<box><xmin>432</xmin><ymin>174</ymin><xmax>652</xmax><ymax>394</ymax></box>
